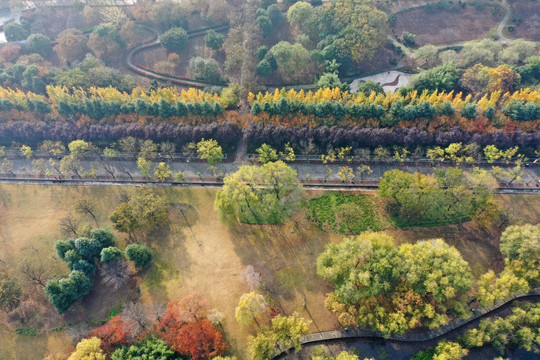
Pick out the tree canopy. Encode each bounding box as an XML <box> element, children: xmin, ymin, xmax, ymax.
<box><xmin>215</xmin><ymin>161</ymin><xmax>305</xmax><ymax>224</ymax></box>
<box><xmin>270</xmin><ymin>41</ymin><xmax>312</xmax><ymax>83</ymax></box>
<box><xmin>160</xmin><ymin>27</ymin><xmax>189</xmax><ymax>51</ymax></box>
<box><xmin>318</xmin><ymin>233</ymin><xmax>472</xmax><ymax>334</ymax></box>
<box><xmin>109</xmin><ymin>189</ymin><xmax>169</xmax><ymax>238</ymax></box>
<box><xmin>379</xmin><ymin>168</ymin><xmax>494</xmax><ymax>226</ymax></box>
<box><xmin>111</xmin><ymin>337</ymin><xmax>179</xmax><ymax>360</ymax></box>
<box><xmin>4</xmin><ymin>23</ymin><xmax>29</xmax><ymax>42</ymax></box>
<box><xmin>68</xmin><ymin>337</ymin><xmax>106</xmax><ymax>360</ymax></box>
<box><xmin>477</xmin><ymin>223</ymin><xmax>540</xmax><ymax>306</ymax></box>
<box><xmin>205</xmin><ymin>30</ymin><xmax>225</xmax><ymax>50</ymax></box>
<box><xmin>318</xmin><ymin>0</ymin><xmax>388</xmax><ymax>64</ymax></box>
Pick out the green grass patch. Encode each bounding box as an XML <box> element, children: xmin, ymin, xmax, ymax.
<box><xmin>106</xmin><ymin>301</ymin><xmax>124</xmax><ymax>322</ymax></box>
<box><xmin>15</xmin><ymin>327</ymin><xmax>45</xmax><ymax>336</ymax></box>
<box><xmin>306</xmin><ymin>193</ymin><xmax>387</xmax><ymax>234</ymax></box>
<box><xmin>275</xmin><ymin>267</ymin><xmax>303</xmax><ymax>291</ymax></box>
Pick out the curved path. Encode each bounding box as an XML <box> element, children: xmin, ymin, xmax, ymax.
<box><xmin>390</xmin><ymin>0</ymin><xmax>540</xmax><ymax>59</ymax></box>
<box><xmin>497</xmin><ymin>0</ymin><xmax>513</xmax><ymax>42</ymax></box>
<box><xmin>127</xmin><ymin>1</ymin><xmax>539</xmax><ymax>89</ymax></box>
<box><xmin>125</xmin><ymin>24</ymin><xmax>230</xmax><ymax>88</ymax></box>
<box><xmin>272</xmin><ymin>289</ymin><xmax>540</xmax><ymax>359</ymax></box>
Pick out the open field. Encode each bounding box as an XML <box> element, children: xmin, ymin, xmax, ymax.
<box><xmin>508</xmin><ymin>0</ymin><xmax>540</xmax><ymax>40</ymax></box>
<box><xmin>392</xmin><ymin>4</ymin><xmax>504</xmax><ymax>46</ymax></box>
<box><xmin>0</xmin><ymin>185</ymin><xmax>538</xmax><ymax>359</ymax></box>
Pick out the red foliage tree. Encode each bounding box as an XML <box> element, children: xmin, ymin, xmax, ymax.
<box><xmin>0</xmin><ymin>44</ymin><xmax>21</xmax><ymax>62</ymax></box>
<box><xmin>176</xmin><ymin>292</ymin><xmax>208</xmax><ymax>323</ymax></box>
<box><xmin>89</xmin><ymin>315</ymin><xmax>132</xmax><ymax>353</ymax></box>
<box><xmin>155</xmin><ymin>295</ymin><xmax>226</xmax><ymax>359</ymax></box>
<box><xmin>155</xmin><ymin>302</ymin><xmax>185</xmax><ymax>346</ymax></box>
<box><xmin>175</xmin><ymin>319</ymin><xmax>227</xmax><ymax>359</ymax></box>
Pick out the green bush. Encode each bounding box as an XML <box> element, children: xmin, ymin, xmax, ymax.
<box><xmin>111</xmin><ymin>337</ymin><xmax>179</xmax><ymax>360</ymax></box>
<box><xmin>70</xmin><ymin>260</ymin><xmax>96</xmax><ymax>278</ymax></box>
<box><xmin>54</xmin><ymin>239</ymin><xmax>74</xmax><ymax>260</ymax></box>
<box><xmin>91</xmin><ymin>227</ymin><xmax>116</xmax><ymax>249</ymax></box>
<box><xmin>4</xmin><ymin>23</ymin><xmax>29</xmax><ymax>42</ymax></box>
<box><xmin>204</xmin><ymin>30</ymin><xmax>224</xmax><ymax>50</ymax></box>
<box><xmin>160</xmin><ymin>27</ymin><xmax>188</xmax><ymax>51</ymax></box>
<box><xmin>45</xmin><ymin>270</ymin><xmax>93</xmax><ymax>314</ymax></box>
<box><xmin>125</xmin><ymin>244</ymin><xmax>153</xmax><ymax>269</ymax></box>
<box><xmin>26</xmin><ymin>33</ymin><xmax>52</xmax><ymax>56</ymax></box>
<box><xmin>100</xmin><ymin>247</ymin><xmax>124</xmax><ymax>264</ymax></box>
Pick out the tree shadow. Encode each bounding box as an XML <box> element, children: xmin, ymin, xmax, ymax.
<box><xmin>227</xmin><ymin>210</ymin><xmax>335</xmax><ymax>313</ymax></box>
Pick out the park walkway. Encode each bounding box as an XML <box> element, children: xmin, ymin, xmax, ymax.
<box><xmin>273</xmin><ymin>288</ymin><xmax>540</xmax><ymax>359</ymax></box>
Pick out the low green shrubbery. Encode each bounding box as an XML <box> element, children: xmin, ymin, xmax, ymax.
<box><xmin>306</xmin><ymin>193</ymin><xmax>386</xmax><ymax>234</ymax></box>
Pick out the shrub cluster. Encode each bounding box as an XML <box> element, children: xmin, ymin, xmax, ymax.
<box><xmin>46</xmin><ymin>228</ymin><xmax>116</xmax><ymax>314</ymax></box>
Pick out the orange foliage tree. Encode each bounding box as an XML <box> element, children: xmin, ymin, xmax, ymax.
<box><xmin>89</xmin><ymin>315</ymin><xmax>132</xmax><ymax>353</ymax></box>
<box><xmin>0</xmin><ymin>44</ymin><xmax>21</xmax><ymax>62</ymax></box>
<box><xmin>155</xmin><ymin>293</ymin><xmax>226</xmax><ymax>359</ymax></box>
<box><xmin>175</xmin><ymin>319</ymin><xmax>227</xmax><ymax>359</ymax></box>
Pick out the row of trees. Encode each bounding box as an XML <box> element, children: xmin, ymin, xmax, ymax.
<box><xmin>0</xmin><ymin>121</ymin><xmax>241</xmax><ymax>152</ymax></box>
<box><xmin>249</xmin><ymin>87</ymin><xmax>540</xmax><ymax>125</ymax></box>
<box><xmin>243</xmin><ymin>123</ymin><xmax>540</xmax><ymax>154</ymax></box>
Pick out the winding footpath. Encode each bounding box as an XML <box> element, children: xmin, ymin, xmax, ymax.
<box><xmin>273</xmin><ymin>289</ymin><xmax>540</xmax><ymax>359</ymax></box>
<box><xmin>125</xmin><ymin>24</ymin><xmax>230</xmax><ymax>88</ymax></box>
<box><xmin>388</xmin><ymin>0</ymin><xmax>540</xmax><ymax>66</ymax></box>
<box><xmin>127</xmin><ymin>1</ymin><xmax>539</xmax><ymax>90</ymax></box>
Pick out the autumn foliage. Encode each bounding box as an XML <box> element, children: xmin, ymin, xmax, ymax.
<box><xmin>89</xmin><ymin>315</ymin><xmax>132</xmax><ymax>353</ymax></box>
<box><xmin>175</xmin><ymin>319</ymin><xmax>227</xmax><ymax>359</ymax></box>
<box><xmin>155</xmin><ymin>294</ymin><xmax>227</xmax><ymax>359</ymax></box>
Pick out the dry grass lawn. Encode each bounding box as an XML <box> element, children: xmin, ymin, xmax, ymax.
<box><xmin>392</xmin><ymin>4</ymin><xmax>504</xmax><ymax>46</ymax></box>
<box><xmin>508</xmin><ymin>0</ymin><xmax>540</xmax><ymax>40</ymax></box>
<box><xmin>0</xmin><ymin>185</ymin><xmax>538</xmax><ymax>359</ymax></box>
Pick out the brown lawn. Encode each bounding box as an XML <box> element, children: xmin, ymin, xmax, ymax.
<box><xmin>392</xmin><ymin>4</ymin><xmax>504</xmax><ymax>46</ymax></box>
<box><xmin>508</xmin><ymin>0</ymin><xmax>540</xmax><ymax>40</ymax></box>
<box><xmin>0</xmin><ymin>185</ymin><xmax>538</xmax><ymax>359</ymax></box>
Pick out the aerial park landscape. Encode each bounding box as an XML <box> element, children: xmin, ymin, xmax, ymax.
<box><xmin>0</xmin><ymin>0</ymin><xmax>538</xmax><ymax>359</ymax></box>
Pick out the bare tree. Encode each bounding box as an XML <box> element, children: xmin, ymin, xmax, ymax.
<box><xmin>121</xmin><ymin>302</ymin><xmax>149</xmax><ymax>337</ymax></box>
<box><xmin>100</xmin><ymin>260</ymin><xmax>131</xmax><ymax>290</ymax></box>
<box><xmin>74</xmin><ymin>198</ymin><xmax>98</xmax><ymax>226</ymax></box>
<box><xmin>146</xmin><ymin>301</ymin><xmax>166</xmax><ymax>323</ymax></box>
<box><xmin>207</xmin><ymin>308</ymin><xmax>225</xmax><ymax>327</ymax></box>
<box><xmin>100</xmin><ymin>161</ymin><xmax>117</xmax><ymax>180</ymax></box>
<box><xmin>67</xmin><ymin>322</ymin><xmax>89</xmax><ymax>343</ymax></box>
<box><xmin>242</xmin><ymin>265</ymin><xmax>262</xmax><ymax>290</ymax></box>
<box><xmin>59</xmin><ymin>216</ymin><xmax>80</xmax><ymax>237</ymax></box>
<box><xmin>20</xmin><ymin>261</ymin><xmax>48</xmax><ymax>288</ymax></box>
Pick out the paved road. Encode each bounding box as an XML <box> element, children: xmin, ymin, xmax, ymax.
<box><xmin>3</xmin><ymin>156</ymin><xmax>540</xmax><ymax>186</ymax></box>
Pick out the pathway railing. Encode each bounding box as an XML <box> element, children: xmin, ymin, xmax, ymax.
<box><xmin>271</xmin><ymin>288</ymin><xmax>540</xmax><ymax>359</ymax></box>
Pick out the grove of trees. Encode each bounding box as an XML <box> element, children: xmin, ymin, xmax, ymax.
<box><xmin>379</xmin><ymin>168</ymin><xmax>495</xmax><ymax>226</ymax></box>
<box><xmin>317</xmin><ymin>233</ymin><xmax>473</xmax><ymax>334</ymax></box>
